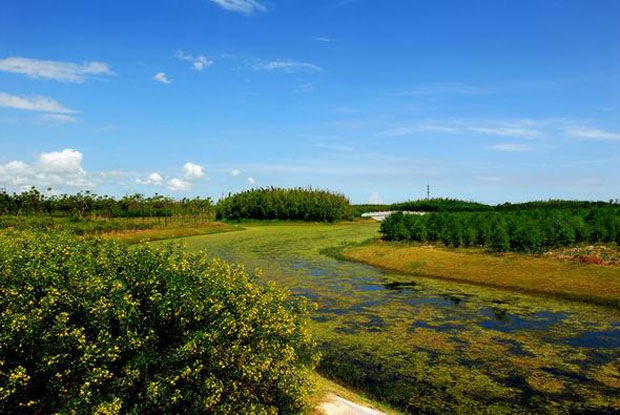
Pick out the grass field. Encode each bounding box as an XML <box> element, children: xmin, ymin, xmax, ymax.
<box><xmin>338</xmin><ymin>240</ymin><xmax>620</xmax><ymax>307</ymax></box>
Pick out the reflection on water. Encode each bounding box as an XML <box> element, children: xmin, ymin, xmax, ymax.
<box><xmin>174</xmin><ymin>225</ymin><xmax>620</xmax><ymax>413</ymax></box>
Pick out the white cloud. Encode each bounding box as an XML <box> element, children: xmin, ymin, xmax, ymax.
<box><xmin>167</xmin><ymin>178</ymin><xmax>193</xmax><ymax>192</ymax></box>
<box><xmin>369</xmin><ymin>191</ymin><xmax>382</xmax><ymax>204</ymax></box>
<box><xmin>209</xmin><ymin>0</ymin><xmax>266</xmax><ymax>14</ymax></box>
<box><xmin>37</xmin><ymin>149</ymin><xmax>84</xmax><ymax>171</ymax></box>
<box><xmin>315</xmin><ymin>37</ymin><xmax>336</xmax><ymax>43</ymax></box>
<box><xmin>0</xmin><ymin>92</ymin><xmax>77</xmax><ymax>113</ymax></box>
<box><xmin>567</xmin><ymin>128</ymin><xmax>620</xmax><ymax>141</ymax></box>
<box><xmin>489</xmin><ymin>143</ymin><xmax>532</xmax><ymax>152</ymax></box>
<box><xmin>230</xmin><ymin>168</ymin><xmax>241</xmax><ymax>177</ymax></box>
<box><xmin>175</xmin><ymin>50</ymin><xmax>213</xmax><ymax>71</ymax></box>
<box><xmin>136</xmin><ymin>172</ymin><xmax>164</xmax><ymax>185</ymax></box>
<box><xmin>153</xmin><ymin>72</ymin><xmax>172</xmax><ymax>84</ymax></box>
<box><xmin>0</xmin><ymin>56</ymin><xmax>113</xmax><ymax>83</ymax></box>
<box><xmin>247</xmin><ymin>177</ymin><xmax>256</xmax><ymax>185</ymax></box>
<box><xmin>254</xmin><ymin>60</ymin><xmax>323</xmax><ymax>72</ymax></box>
<box><xmin>40</xmin><ymin>114</ymin><xmax>77</xmax><ymax>124</ymax></box>
<box><xmin>0</xmin><ymin>149</ymin><xmax>93</xmax><ymax>189</ymax></box>
<box><xmin>183</xmin><ymin>162</ymin><xmax>205</xmax><ymax>180</ymax></box>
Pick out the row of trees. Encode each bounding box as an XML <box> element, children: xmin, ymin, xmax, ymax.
<box><xmin>354</xmin><ymin>198</ymin><xmax>620</xmax><ymax>215</ymax></box>
<box><xmin>216</xmin><ymin>187</ymin><xmax>352</xmax><ymax>222</ymax></box>
<box><xmin>380</xmin><ymin>208</ymin><xmax>620</xmax><ymax>252</ymax></box>
<box><xmin>0</xmin><ymin>187</ymin><xmax>214</xmax><ymax>220</ymax></box>
<box><xmin>392</xmin><ymin>198</ymin><xmax>493</xmax><ymax>212</ymax></box>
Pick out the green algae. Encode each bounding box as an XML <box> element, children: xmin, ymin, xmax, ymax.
<box><xmin>154</xmin><ymin>223</ymin><xmax>620</xmax><ymax>414</ymax></box>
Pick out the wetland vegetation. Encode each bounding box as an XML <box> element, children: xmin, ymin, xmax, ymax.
<box><xmin>165</xmin><ymin>222</ymin><xmax>620</xmax><ymax>414</ymax></box>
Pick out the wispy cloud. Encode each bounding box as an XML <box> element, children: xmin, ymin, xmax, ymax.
<box><xmin>0</xmin><ymin>92</ymin><xmax>77</xmax><ymax>114</ymax></box>
<box><xmin>247</xmin><ymin>177</ymin><xmax>256</xmax><ymax>185</ymax></box>
<box><xmin>254</xmin><ymin>60</ymin><xmax>323</xmax><ymax>72</ymax></box>
<box><xmin>379</xmin><ymin>119</ymin><xmax>543</xmax><ymax>139</ymax></box>
<box><xmin>40</xmin><ymin>114</ymin><xmax>78</xmax><ymax>124</ymax></box>
<box><xmin>209</xmin><ymin>0</ymin><xmax>266</xmax><ymax>14</ymax></box>
<box><xmin>394</xmin><ymin>83</ymin><xmax>488</xmax><ymax>96</ymax></box>
<box><xmin>152</xmin><ymin>72</ymin><xmax>172</xmax><ymax>84</ymax></box>
<box><xmin>175</xmin><ymin>50</ymin><xmax>213</xmax><ymax>71</ymax></box>
<box><xmin>489</xmin><ymin>143</ymin><xmax>532</xmax><ymax>152</ymax></box>
<box><xmin>0</xmin><ymin>56</ymin><xmax>113</xmax><ymax>83</ymax></box>
<box><xmin>314</xmin><ymin>143</ymin><xmax>355</xmax><ymax>152</ymax></box>
<box><xmin>294</xmin><ymin>82</ymin><xmax>314</xmax><ymax>93</ymax></box>
<box><xmin>567</xmin><ymin>128</ymin><xmax>620</xmax><ymax>141</ymax></box>
<box><xmin>230</xmin><ymin>169</ymin><xmax>241</xmax><ymax>177</ymax></box>
<box><xmin>469</xmin><ymin>126</ymin><xmax>541</xmax><ymax>138</ymax></box>
<box><xmin>315</xmin><ymin>37</ymin><xmax>336</xmax><ymax>43</ymax></box>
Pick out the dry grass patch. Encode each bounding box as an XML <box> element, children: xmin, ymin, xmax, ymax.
<box><xmin>102</xmin><ymin>221</ymin><xmax>241</xmax><ymax>244</ymax></box>
<box><xmin>341</xmin><ymin>242</ymin><xmax>620</xmax><ymax>306</ymax></box>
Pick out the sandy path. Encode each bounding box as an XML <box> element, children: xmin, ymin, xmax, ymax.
<box><xmin>318</xmin><ymin>394</ymin><xmax>387</xmax><ymax>415</ymax></box>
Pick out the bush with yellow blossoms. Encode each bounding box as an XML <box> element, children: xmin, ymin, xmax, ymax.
<box><xmin>0</xmin><ymin>231</ymin><xmax>318</xmax><ymax>414</ymax></box>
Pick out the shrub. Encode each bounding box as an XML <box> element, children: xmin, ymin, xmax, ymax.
<box><xmin>216</xmin><ymin>187</ymin><xmax>351</xmax><ymax>222</ymax></box>
<box><xmin>0</xmin><ymin>231</ymin><xmax>318</xmax><ymax>414</ymax></box>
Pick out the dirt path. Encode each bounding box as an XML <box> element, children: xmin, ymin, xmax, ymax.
<box><xmin>318</xmin><ymin>394</ymin><xmax>387</xmax><ymax>415</ymax></box>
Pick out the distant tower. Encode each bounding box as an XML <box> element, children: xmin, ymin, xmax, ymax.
<box><xmin>426</xmin><ymin>184</ymin><xmax>430</xmax><ymax>200</ymax></box>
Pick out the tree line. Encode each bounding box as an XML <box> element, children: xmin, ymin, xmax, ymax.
<box><xmin>216</xmin><ymin>187</ymin><xmax>352</xmax><ymax>222</ymax></box>
<box><xmin>0</xmin><ymin>187</ymin><xmax>213</xmax><ymax>220</ymax></box>
<box><xmin>380</xmin><ymin>208</ymin><xmax>620</xmax><ymax>252</ymax></box>
<box><xmin>354</xmin><ymin>198</ymin><xmax>620</xmax><ymax>215</ymax></box>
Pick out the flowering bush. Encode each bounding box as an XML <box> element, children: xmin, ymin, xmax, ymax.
<box><xmin>0</xmin><ymin>231</ymin><xmax>318</xmax><ymax>414</ymax></box>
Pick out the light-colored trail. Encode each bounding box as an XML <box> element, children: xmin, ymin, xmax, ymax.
<box><xmin>318</xmin><ymin>394</ymin><xmax>387</xmax><ymax>415</ymax></box>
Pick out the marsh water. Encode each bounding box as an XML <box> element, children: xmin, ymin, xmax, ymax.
<box><xmin>165</xmin><ymin>223</ymin><xmax>620</xmax><ymax>414</ymax></box>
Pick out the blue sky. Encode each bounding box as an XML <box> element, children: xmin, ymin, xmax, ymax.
<box><xmin>1</xmin><ymin>0</ymin><xmax>619</xmax><ymax>204</ymax></box>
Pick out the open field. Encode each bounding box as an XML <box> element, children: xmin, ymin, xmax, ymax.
<box><xmin>338</xmin><ymin>241</ymin><xmax>620</xmax><ymax>307</ymax></box>
<box><xmin>157</xmin><ymin>223</ymin><xmax>620</xmax><ymax>414</ymax></box>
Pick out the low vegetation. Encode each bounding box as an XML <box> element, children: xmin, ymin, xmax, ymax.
<box><xmin>216</xmin><ymin>187</ymin><xmax>352</xmax><ymax>222</ymax></box>
<box><xmin>102</xmin><ymin>222</ymin><xmax>240</xmax><ymax>244</ymax></box>
<box><xmin>337</xmin><ymin>241</ymin><xmax>620</xmax><ymax>307</ymax></box>
<box><xmin>0</xmin><ymin>231</ymin><xmax>319</xmax><ymax>414</ymax></box>
<box><xmin>380</xmin><ymin>208</ymin><xmax>620</xmax><ymax>252</ymax></box>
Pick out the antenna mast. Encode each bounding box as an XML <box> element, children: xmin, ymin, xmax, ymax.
<box><xmin>426</xmin><ymin>184</ymin><xmax>430</xmax><ymax>200</ymax></box>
